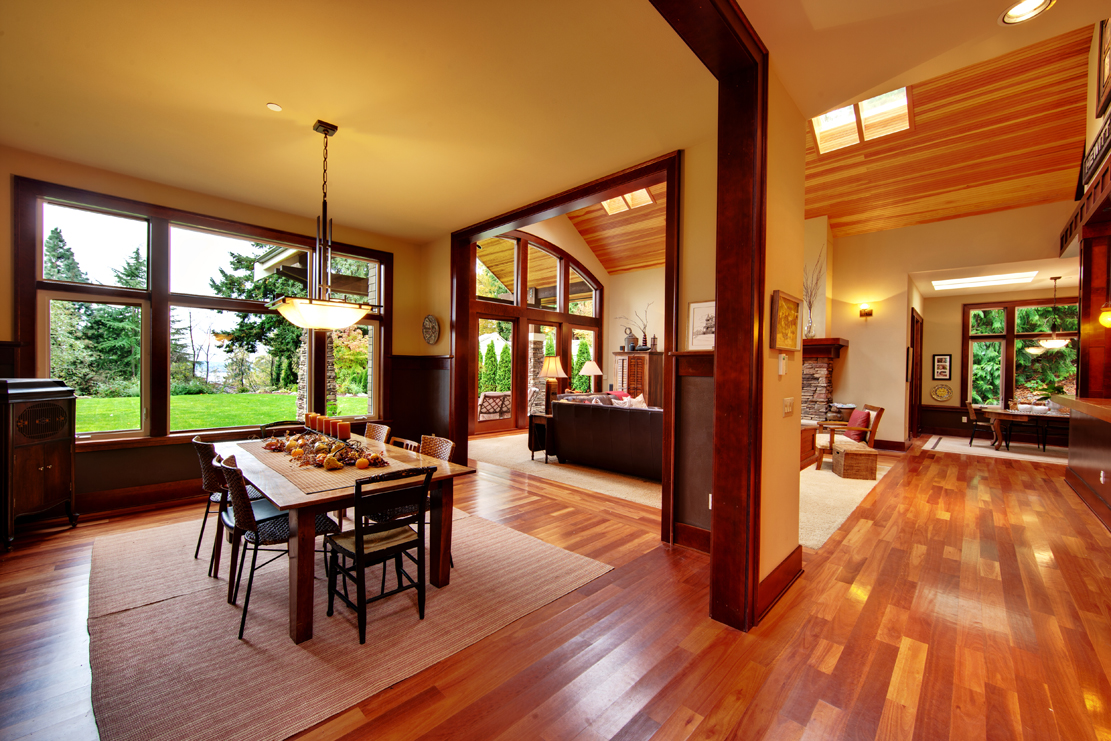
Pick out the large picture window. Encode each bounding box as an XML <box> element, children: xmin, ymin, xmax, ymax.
<box><xmin>961</xmin><ymin>298</ymin><xmax>1078</xmax><ymax>407</ymax></box>
<box><xmin>16</xmin><ymin>177</ymin><xmax>392</xmax><ymax>440</ymax></box>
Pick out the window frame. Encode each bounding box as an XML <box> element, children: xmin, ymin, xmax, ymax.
<box><xmin>14</xmin><ymin>176</ymin><xmax>394</xmax><ymax>445</ymax></box>
<box><xmin>959</xmin><ymin>296</ymin><xmax>1078</xmax><ymax>407</ymax></box>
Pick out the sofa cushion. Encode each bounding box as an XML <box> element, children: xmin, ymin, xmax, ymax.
<box><xmin>843</xmin><ymin>408</ymin><xmax>870</xmax><ymax>442</ymax></box>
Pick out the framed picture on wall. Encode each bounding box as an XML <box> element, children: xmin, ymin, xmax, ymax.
<box><xmin>1099</xmin><ymin>20</ymin><xmax>1111</xmax><ymax>118</ymax></box>
<box><xmin>689</xmin><ymin>301</ymin><xmax>716</xmax><ymax>350</ymax></box>
<box><xmin>932</xmin><ymin>353</ymin><xmax>951</xmax><ymax>381</ymax></box>
<box><xmin>770</xmin><ymin>290</ymin><xmax>802</xmax><ymax>351</ymax></box>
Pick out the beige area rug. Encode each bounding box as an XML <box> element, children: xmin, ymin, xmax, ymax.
<box><xmin>799</xmin><ymin>460</ymin><xmax>893</xmax><ymax>550</ymax></box>
<box><xmin>468</xmin><ymin>432</ymin><xmax>661</xmax><ymax>508</ymax></box>
<box><xmin>924</xmin><ymin>434</ymin><xmax>1069</xmax><ymax>464</ymax></box>
<box><xmin>88</xmin><ymin>515</ymin><xmax>611</xmax><ymax>741</ymax></box>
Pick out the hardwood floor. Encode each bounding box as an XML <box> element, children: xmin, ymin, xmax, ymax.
<box><xmin>3</xmin><ymin>442</ymin><xmax>1110</xmax><ymax>740</ymax></box>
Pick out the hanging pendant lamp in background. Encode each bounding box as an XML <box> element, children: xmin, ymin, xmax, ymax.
<box><xmin>1036</xmin><ymin>276</ymin><xmax>1070</xmax><ymax>350</ymax></box>
<box><xmin>267</xmin><ymin>120</ymin><xmax>379</xmax><ymax>330</ymax></box>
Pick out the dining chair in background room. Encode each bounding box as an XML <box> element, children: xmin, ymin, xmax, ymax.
<box><xmin>259</xmin><ymin>419</ymin><xmax>307</xmax><ymax>438</ymax></box>
<box><xmin>419</xmin><ymin>435</ymin><xmax>456</xmax><ymax>462</ymax></box>
<box><xmin>219</xmin><ymin>456</ymin><xmax>341</xmax><ymax>639</ymax></box>
<box><xmin>965</xmin><ymin>402</ymin><xmax>995</xmax><ymax>447</ymax></box>
<box><xmin>389</xmin><ymin>436</ymin><xmax>419</xmax><ymax>452</ymax></box>
<box><xmin>191</xmin><ymin>434</ymin><xmax>265</xmax><ymax>577</ymax></box>
<box><xmin>325</xmin><ymin>466</ymin><xmax>436</xmax><ymax>643</ymax></box>
<box><xmin>364</xmin><ymin>423</ymin><xmax>391</xmax><ymax>443</ymax></box>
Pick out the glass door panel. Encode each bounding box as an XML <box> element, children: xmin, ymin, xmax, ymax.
<box><xmin>527</xmin><ymin>323</ymin><xmax>558</xmax><ymax>414</ymax></box>
<box><xmin>476</xmin><ymin>317</ymin><xmax>515</xmax><ymax>431</ymax></box>
<box><xmin>570</xmin><ymin>328</ymin><xmax>597</xmax><ymax>392</ymax></box>
<box><xmin>971</xmin><ymin>340</ymin><xmax>1002</xmax><ymax>406</ymax></box>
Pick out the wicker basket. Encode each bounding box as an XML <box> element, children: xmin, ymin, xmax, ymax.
<box><xmin>832</xmin><ymin>442</ymin><xmax>877</xmax><ymax>480</ymax></box>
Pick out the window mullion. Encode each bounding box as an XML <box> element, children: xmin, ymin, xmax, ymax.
<box><xmin>1003</xmin><ymin>306</ymin><xmax>1016</xmax><ymax>407</ymax></box>
<box><xmin>150</xmin><ymin>217</ymin><xmax>171</xmax><ymax>437</ymax></box>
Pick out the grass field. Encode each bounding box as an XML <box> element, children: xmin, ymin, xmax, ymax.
<box><xmin>75</xmin><ymin>393</ymin><xmax>369</xmax><ymax>433</ymax></box>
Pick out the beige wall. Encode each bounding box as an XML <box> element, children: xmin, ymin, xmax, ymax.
<box><xmin>919</xmin><ymin>286</ymin><xmax>1075</xmax><ymax>407</ymax></box>
<box><xmin>803</xmin><ymin>215</ymin><xmax>834</xmax><ymax>337</ymax></box>
<box><xmin>608</xmin><ymin>267</ymin><xmax>665</xmax><ymax>384</ymax></box>
<box><xmin>678</xmin><ymin>135</ymin><xmax>719</xmax><ymax>349</ymax></box>
<box><xmin>759</xmin><ymin>66</ymin><xmax>805</xmax><ymax>581</ymax></box>
<box><xmin>830</xmin><ymin>200</ymin><xmax>1075</xmax><ymax>442</ymax></box>
<box><xmin>0</xmin><ymin>144</ymin><xmax>423</xmax><ymax>346</ymax></box>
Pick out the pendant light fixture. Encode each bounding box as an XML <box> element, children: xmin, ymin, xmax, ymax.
<box><xmin>267</xmin><ymin>120</ymin><xmax>378</xmax><ymax>330</ymax></box>
<box><xmin>1036</xmin><ymin>276</ymin><xmax>1069</xmax><ymax>350</ymax></box>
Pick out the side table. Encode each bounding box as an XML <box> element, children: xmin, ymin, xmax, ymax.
<box><xmin>528</xmin><ymin>413</ymin><xmax>553</xmax><ymax>463</ymax></box>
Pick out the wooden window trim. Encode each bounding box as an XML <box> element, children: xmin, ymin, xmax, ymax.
<box><xmin>13</xmin><ymin>176</ymin><xmax>394</xmax><ymax>446</ymax></box>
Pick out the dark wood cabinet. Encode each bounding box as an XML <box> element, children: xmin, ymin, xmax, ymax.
<box><xmin>2</xmin><ymin>379</ymin><xmax>77</xmax><ymax>547</ymax></box>
<box><xmin>528</xmin><ymin>413</ymin><xmax>553</xmax><ymax>462</ymax></box>
<box><xmin>612</xmin><ymin>351</ymin><xmax>664</xmax><ymax>407</ymax></box>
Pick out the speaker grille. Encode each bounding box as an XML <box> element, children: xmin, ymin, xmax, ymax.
<box><xmin>16</xmin><ymin>402</ymin><xmax>68</xmax><ymax>441</ymax></box>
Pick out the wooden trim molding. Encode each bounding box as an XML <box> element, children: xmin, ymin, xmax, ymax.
<box><xmin>802</xmin><ymin>338</ymin><xmax>849</xmax><ymax>358</ymax></box>
<box><xmin>756</xmin><ymin>545</ymin><xmax>803</xmax><ymax>620</ymax></box>
<box><xmin>673</xmin><ymin>522</ymin><xmax>711</xmax><ymax>554</ymax></box>
<box><xmin>1065</xmin><ymin>467</ymin><xmax>1111</xmax><ymax>534</ymax></box>
<box><xmin>874</xmin><ymin>439</ymin><xmax>912</xmax><ymax>452</ymax></box>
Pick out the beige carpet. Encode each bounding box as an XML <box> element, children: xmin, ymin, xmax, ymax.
<box><xmin>88</xmin><ymin>515</ymin><xmax>611</xmax><ymax>741</ymax></box>
<box><xmin>468</xmin><ymin>432</ymin><xmax>661</xmax><ymax>508</ymax></box>
<box><xmin>924</xmin><ymin>434</ymin><xmax>1069</xmax><ymax>464</ymax></box>
<box><xmin>799</xmin><ymin>460</ymin><xmax>893</xmax><ymax>550</ymax></box>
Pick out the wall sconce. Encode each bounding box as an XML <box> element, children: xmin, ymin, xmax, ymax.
<box><xmin>1100</xmin><ymin>301</ymin><xmax>1111</xmax><ymax>329</ymax></box>
<box><xmin>859</xmin><ymin>303</ymin><xmax>873</xmax><ymax>318</ymax></box>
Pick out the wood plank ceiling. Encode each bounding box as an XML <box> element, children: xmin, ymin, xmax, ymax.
<box><xmin>805</xmin><ymin>27</ymin><xmax>1091</xmax><ymax>238</ymax></box>
<box><xmin>566</xmin><ymin>182</ymin><xmax>667</xmax><ymax>274</ymax></box>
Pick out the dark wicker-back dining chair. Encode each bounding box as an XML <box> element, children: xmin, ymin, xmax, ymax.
<box><xmin>364</xmin><ymin>423</ymin><xmax>391</xmax><ymax>443</ymax></box>
<box><xmin>219</xmin><ymin>456</ymin><xmax>341</xmax><ymax>639</ymax></box>
<box><xmin>191</xmin><ymin>434</ymin><xmax>266</xmax><ymax>577</ymax></box>
<box><xmin>965</xmin><ymin>401</ymin><xmax>995</xmax><ymax>447</ymax></box>
<box><xmin>389</xmin><ymin>436</ymin><xmax>419</xmax><ymax>452</ymax></box>
<box><xmin>419</xmin><ymin>435</ymin><xmax>456</xmax><ymax>462</ymax></box>
<box><xmin>325</xmin><ymin>466</ymin><xmax>436</xmax><ymax>643</ymax></box>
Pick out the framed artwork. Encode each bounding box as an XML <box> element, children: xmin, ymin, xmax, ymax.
<box><xmin>932</xmin><ymin>353</ymin><xmax>951</xmax><ymax>381</ymax></box>
<box><xmin>770</xmin><ymin>290</ymin><xmax>802</xmax><ymax>351</ymax></box>
<box><xmin>689</xmin><ymin>301</ymin><xmax>715</xmax><ymax>350</ymax></box>
<box><xmin>1100</xmin><ymin>20</ymin><xmax>1111</xmax><ymax>118</ymax></box>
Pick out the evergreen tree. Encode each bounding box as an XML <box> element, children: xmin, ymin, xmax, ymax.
<box><xmin>543</xmin><ymin>332</ymin><xmax>555</xmax><ymax>357</ymax></box>
<box><xmin>43</xmin><ymin>228</ymin><xmax>88</xmax><ymax>283</ymax></box>
<box><xmin>208</xmin><ymin>245</ymin><xmax>304</xmax><ymax>388</ymax></box>
<box><xmin>496</xmin><ymin>344</ymin><xmax>512</xmax><ymax>392</ymax></box>
<box><xmin>49</xmin><ymin>300</ymin><xmax>96</xmax><ymax>394</ymax></box>
<box><xmin>83</xmin><ymin>248</ymin><xmax>146</xmax><ymax>383</ymax></box>
<box><xmin>571</xmin><ymin>340</ymin><xmax>591</xmax><ymax>392</ymax></box>
<box><xmin>479</xmin><ymin>342</ymin><xmax>498</xmax><ymax>394</ymax></box>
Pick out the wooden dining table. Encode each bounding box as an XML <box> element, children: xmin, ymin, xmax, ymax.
<box><xmin>975</xmin><ymin>406</ymin><xmax>1070</xmax><ymax>451</ymax></box>
<box><xmin>215</xmin><ymin>434</ymin><xmax>475</xmax><ymax>644</ymax></box>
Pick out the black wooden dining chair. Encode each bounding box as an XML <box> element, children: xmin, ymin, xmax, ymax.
<box><xmin>219</xmin><ymin>456</ymin><xmax>341</xmax><ymax>639</ymax></box>
<box><xmin>191</xmin><ymin>434</ymin><xmax>266</xmax><ymax>577</ymax></box>
<box><xmin>325</xmin><ymin>466</ymin><xmax>436</xmax><ymax>644</ymax></box>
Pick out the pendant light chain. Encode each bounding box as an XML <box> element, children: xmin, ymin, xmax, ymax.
<box><xmin>322</xmin><ymin>133</ymin><xmax>328</xmax><ymax>201</ymax></box>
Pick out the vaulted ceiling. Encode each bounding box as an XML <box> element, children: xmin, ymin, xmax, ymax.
<box><xmin>805</xmin><ymin>27</ymin><xmax>1091</xmax><ymax>239</ymax></box>
<box><xmin>565</xmin><ymin>183</ymin><xmax>667</xmax><ymax>275</ymax></box>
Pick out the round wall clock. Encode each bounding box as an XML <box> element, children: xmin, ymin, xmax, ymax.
<box><xmin>422</xmin><ymin>315</ymin><xmax>440</xmax><ymax>345</ymax></box>
<box><xmin>930</xmin><ymin>384</ymin><xmax>953</xmax><ymax>402</ymax></box>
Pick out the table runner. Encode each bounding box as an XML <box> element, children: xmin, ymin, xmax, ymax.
<box><xmin>236</xmin><ymin>440</ymin><xmax>413</xmax><ymax>494</ymax></box>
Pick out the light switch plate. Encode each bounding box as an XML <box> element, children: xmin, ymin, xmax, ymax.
<box><xmin>783</xmin><ymin>397</ymin><xmax>794</xmax><ymax>416</ymax></box>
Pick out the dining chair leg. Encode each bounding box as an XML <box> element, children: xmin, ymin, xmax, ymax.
<box><xmin>194</xmin><ymin>500</ymin><xmax>213</xmax><ymax>559</ymax></box>
<box><xmin>233</xmin><ymin>543</ymin><xmax>249</xmax><ymax>605</ymax></box>
<box><xmin>326</xmin><ymin>550</ymin><xmax>339</xmax><ymax>617</ymax></box>
<box><xmin>356</xmin><ymin>554</ymin><xmax>368</xmax><ymax>645</ymax></box>
<box><xmin>238</xmin><ymin>542</ymin><xmax>260</xmax><ymax>640</ymax></box>
<box><xmin>227</xmin><ymin>531</ymin><xmax>242</xmax><ymax>604</ymax></box>
<box><xmin>417</xmin><ymin>544</ymin><xmax>426</xmax><ymax>620</ymax></box>
<box><xmin>208</xmin><ymin>513</ymin><xmax>226</xmax><ymax>578</ymax></box>
<box><xmin>969</xmin><ymin>425</ymin><xmax>976</xmax><ymax>446</ymax></box>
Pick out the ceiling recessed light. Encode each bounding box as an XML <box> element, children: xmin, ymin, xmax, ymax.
<box><xmin>998</xmin><ymin>0</ymin><xmax>1055</xmax><ymax>25</ymax></box>
<box><xmin>931</xmin><ymin>271</ymin><xmax>1038</xmax><ymax>290</ymax></box>
<box><xmin>266</xmin><ymin>102</ymin><xmax>283</xmax><ymax>112</ymax></box>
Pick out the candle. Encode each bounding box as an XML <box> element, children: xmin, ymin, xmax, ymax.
<box><xmin>337</xmin><ymin>421</ymin><xmax>351</xmax><ymax>439</ymax></box>
<box><xmin>316</xmin><ymin>416</ymin><xmax>326</xmax><ymax>433</ymax></box>
<box><xmin>329</xmin><ymin>418</ymin><xmax>340</xmax><ymax>437</ymax></box>
<box><xmin>306</xmin><ymin>413</ymin><xmax>318</xmax><ymax>431</ymax></box>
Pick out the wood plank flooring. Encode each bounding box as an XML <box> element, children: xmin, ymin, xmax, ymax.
<box><xmin>3</xmin><ymin>442</ymin><xmax>1110</xmax><ymax>740</ymax></box>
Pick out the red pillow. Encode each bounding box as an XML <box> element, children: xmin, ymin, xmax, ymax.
<box><xmin>843</xmin><ymin>409</ymin><xmax>871</xmax><ymax>442</ymax></box>
<box><xmin>607</xmin><ymin>390</ymin><xmax>631</xmax><ymax>400</ymax></box>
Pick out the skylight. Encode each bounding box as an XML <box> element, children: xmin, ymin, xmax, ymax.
<box><xmin>931</xmin><ymin>272</ymin><xmax>1038</xmax><ymax>291</ymax></box>
<box><xmin>812</xmin><ymin>87</ymin><xmax>911</xmax><ymax>154</ymax></box>
<box><xmin>601</xmin><ymin>188</ymin><xmax>655</xmax><ymax>216</ymax></box>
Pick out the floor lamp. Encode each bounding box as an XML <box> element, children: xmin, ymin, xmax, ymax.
<box><xmin>579</xmin><ymin>359</ymin><xmax>603</xmax><ymax>393</ymax></box>
<box><xmin>538</xmin><ymin>356</ymin><xmax>568</xmax><ymax>414</ymax></box>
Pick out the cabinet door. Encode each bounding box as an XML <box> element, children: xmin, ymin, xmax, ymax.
<box><xmin>12</xmin><ymin>446</ymin><xmax>45</xmax><ymax>515</ymax></box>
<box><xmin>42</xmin><ymin>439</ymin><xmax>72</xmax><ymax>509</ymax></box>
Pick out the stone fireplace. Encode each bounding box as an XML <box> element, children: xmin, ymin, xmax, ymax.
<box><xmin>800</xmin><ymin>338</ymin><xmax>848</xmax><ymax>421</ymax></box>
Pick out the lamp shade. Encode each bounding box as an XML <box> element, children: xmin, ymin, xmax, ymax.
<box><xmin>538</xmin><ymin>355</ymin><xmax>568</xmax><ymax>379</ymax></box>
<box><xmin>579</xmin><ymin>360</ymin><xmax>603</xmax><ymax>376</ymax></box>
<box><xmin>1037</xmin><ymin>336</ymin><xmax>1070</xmax><ymax>350</ymax></box>
<box><xmin>267</xmin><ymin>297</ymin><xmax>373</xmax><ymax>330</ymax></box>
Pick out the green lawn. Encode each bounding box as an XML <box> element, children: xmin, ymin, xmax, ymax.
<box><xmin>75</xmin><ymin>393</ymin><xmax>369</xmax><ymax>433</ymax></box>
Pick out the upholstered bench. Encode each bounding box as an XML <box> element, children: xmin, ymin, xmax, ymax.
<box><xmin>831</xmin><ymin>440</ymin><xmax>877</xmax><ymax>480</ymax></box>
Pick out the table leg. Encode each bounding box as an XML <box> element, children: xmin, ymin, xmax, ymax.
<box><xmin>992</xmin><ymin>418</ymin><xmax>1004</xmax><ymax>450</ymax></box>
<box><xmin>289</xmin><ymin>508</ymin><xmax>316</xmax><ymax>644</ymax></box>
<box><xmin>430</xmin><ymin>479</ymin><xmax>453</xmax><ymax>588</ymax></box>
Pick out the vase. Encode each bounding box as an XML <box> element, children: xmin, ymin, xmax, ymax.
<box><xmin>804</xmin><ymin>310</ymin><xmax>815</xmax><ymax>339</ymax></box>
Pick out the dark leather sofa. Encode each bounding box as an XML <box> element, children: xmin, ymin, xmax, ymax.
<box><xmin>550</xmin><ymin>399</ymin><xmax>663</xmax><ymax>480</ymax></box>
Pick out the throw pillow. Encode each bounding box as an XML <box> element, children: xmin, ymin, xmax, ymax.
<box><xmin>608</xmin><ymin>390</ymin><xmax>631</xmax><ymax>400</ymax></box>
<box><xmin>842</xmin><ymin>409</ymin><xmax>871</xmax><ymax>442</ymax></box>
<box><xmin>612</xmin><ymin>396</ymin><xmax>631</xmax><ymax>408</ymax></box>
<box><xmin>626</xmin><ymin>394</ymin><xmax>648</xmax><ymax>409</ymax></box>
<box><xmin>590</xmin><ymin>397</ymin><xmax>604</xmax><ymax>405</ymax></box>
